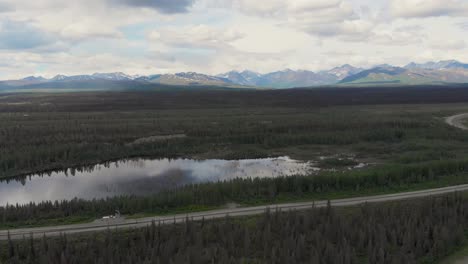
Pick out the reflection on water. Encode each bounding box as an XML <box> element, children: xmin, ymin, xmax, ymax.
<box><xmin>0</xmin><ymin>157</ymin><xmax>313</xmax><ymax>206</ymax></box>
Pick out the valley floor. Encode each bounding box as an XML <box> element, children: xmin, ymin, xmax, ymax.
<box><xmin>3</xmin><ymin>87</ymin><xmax>468</xmax><ymax>262</ymax></box>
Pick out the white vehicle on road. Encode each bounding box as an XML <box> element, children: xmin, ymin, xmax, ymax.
<box><xmin>101</xmin><ymin>210</ymin><xmax>121</xmax><ymax>220</ymax></box>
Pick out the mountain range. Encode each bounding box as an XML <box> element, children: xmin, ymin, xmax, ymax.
<box><xmin>217</xmin><ymin>64</ymin><xmax>363</xmax><ymax>88</ymax></box>
<box><xmin>339</xmin><ymin>60</ymin><xmax>468</xmax><ymax>85</ymax></box>
<box><xmin>2</xmin><ymin>60</ymin><xmax>468</xmax><ymax>91</ymax></box>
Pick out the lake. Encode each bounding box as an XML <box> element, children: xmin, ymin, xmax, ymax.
<box><xmin>0</xmin><ymin>157</ymin><xmax>314</xmax><ymax>206</ymax></box>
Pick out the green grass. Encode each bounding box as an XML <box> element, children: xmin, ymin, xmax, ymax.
<box><xmin>0</xmin><ymin>216</ymin><xmax>95</xmax><ymax>230</ymax></box>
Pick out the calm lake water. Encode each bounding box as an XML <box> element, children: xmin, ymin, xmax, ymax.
<box><xmin>0</xmin><ymin>157</ymin><xmax>314</xmax><ymax>206</ymax></box>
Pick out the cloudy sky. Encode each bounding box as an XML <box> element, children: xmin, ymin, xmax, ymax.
<box><xmin>0</xmin><ymin>0</ymin><xmax>467</xmax><ymax>79</ymax></box>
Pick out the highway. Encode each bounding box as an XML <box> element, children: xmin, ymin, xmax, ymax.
<box><xmin>2</xmin><ymin>184</ymin><xmax>468</xmax><ymax>240</ymax></box>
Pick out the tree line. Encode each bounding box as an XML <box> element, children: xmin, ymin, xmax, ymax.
<box><xmin>1</xmin><ymin>192</ymin><xmax>467</xmax><ymax>263</ymax></box>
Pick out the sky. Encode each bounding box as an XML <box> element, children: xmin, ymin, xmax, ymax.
<box><xmin>0</xmin><ymin>0</ymin><xmax>467</xmax><ymax>79</ymax></box>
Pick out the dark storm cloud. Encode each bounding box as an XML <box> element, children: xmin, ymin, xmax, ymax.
<box><xmin>109</xmin><ymin>0</ymin><xmax>195</xmax><ymax>13</ymax></box>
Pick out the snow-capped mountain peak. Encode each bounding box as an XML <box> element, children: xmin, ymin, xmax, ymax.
<box><xmin>51</xmin><ymin>74</ymin><xmax>68</xmax><ymax>81</ymax></box>
<box><xmin>92</xmin><ymin>72</ymin><xmax>133</xmax><ymax>81</ymax></box>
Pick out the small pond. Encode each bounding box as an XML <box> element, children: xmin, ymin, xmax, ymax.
<box><xmin>0</xmin><ymin>157</ymin><xmax>315</xmax><ymax>206</ymax></box>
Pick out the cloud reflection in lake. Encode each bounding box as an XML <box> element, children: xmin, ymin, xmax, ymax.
<box><xmin>0</xmin><ymin>157</ymin><xmax>314</xmax><ymax>206</ymax></box>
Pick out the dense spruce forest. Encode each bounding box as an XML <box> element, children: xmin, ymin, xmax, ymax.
<box><xmin>2</xmin><ymin>192</ymin><xmax>468</xmax><ymax>263</ymax></box>
<box><xmin>4</xmin><ymin>86</ymin><xmax>468</xmax><ymax>113</ymax></box>
<box><xmin>3</xmin><ymin>87</ymin><xmax>468</xmax><ymax>180</ymax></box>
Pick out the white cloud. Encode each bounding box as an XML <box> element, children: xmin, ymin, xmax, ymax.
<box><xmin>148</xmin><ymin>25</ymin><xmax>244</xmax><ymax>49</ymax></box>
<box><xmin>207</xmin><ymin>0</ymin><xmax>285</xmax><ymax>17</ymax></box>
<box><xmin>0</xmin><ymin>0</ymin><xmax>168</xmax><ymax>45</ymax></box>
<box><xmin>201</xmin><ymin>0</ymin><xmax>370</xmax><ymax>38</ymax></box>
<box><xmin>459</xmin><ymin>22</ymin><xmax>468</xmax><ymax>31</ymax></box>
<box><xmin>0</xmin><ymin>0</ymin><xmax>466</xmax><ymax>79</ymax></box>
<box><xmin>59</xmin><ymin>21</ymin><xmax>124</xmax><ymax>42</ymax></box>
<box><xmin>390</xmin><ymin>0</ymin><xmax>468</xmax><ymax>18</ymax></box>
<box><xmin>299</xmin><ymin>19</ymin><xmax>374</xmax><ymax>39</ymax></box>
<box><xmin>371</xmin><ymin>25</ymin><xmax>426</xmax><ymax>46</ymax></box>
<box><xmin>430</xmin><ymin>39</ymin><xmax>466</xmax><ymax>50</ymax></box>
<box><xmin>287</xmin><ymin>0</ymin><xmax>342</xmax><ymax>13</ymax></box>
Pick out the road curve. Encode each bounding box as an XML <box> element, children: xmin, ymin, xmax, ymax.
<box><xmin>2</xmin><ymin>184</ymin><xmax>468</xmax><ymax>240</ymax></box>
<box><xmin>445</xmin><ymin>113</ymin><xmax>468</xmax><ymax>130</ymax></box>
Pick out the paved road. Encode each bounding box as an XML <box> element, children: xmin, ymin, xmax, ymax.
<box><xmin>445</xmin><ymin>113</ymin><xmax>468</xmax><ymax>130</ymax></box>
<box><xmin>2</xmin><ymin>184</ymin><xmax>468</xmax><ymax>240</ymax></box>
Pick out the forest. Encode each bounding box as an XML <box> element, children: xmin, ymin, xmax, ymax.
<box><xmin>1</xmin><ymin>192</ymin><xmax>468</xmax><ymax>263</ymax></box>
<box><xmin>3</xmin><ymin>87</ymin><xmax>468</xmax><ymax>180</ymax></box>
<box><xmin>3</xmin><ymin>88</ymin><xmax>468</xmax><ymax>227</ymax></box>
<box><xmin>3</xmin><ymin>88</ymin><xmax>468</xmax><ymax>262</ymax></box>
